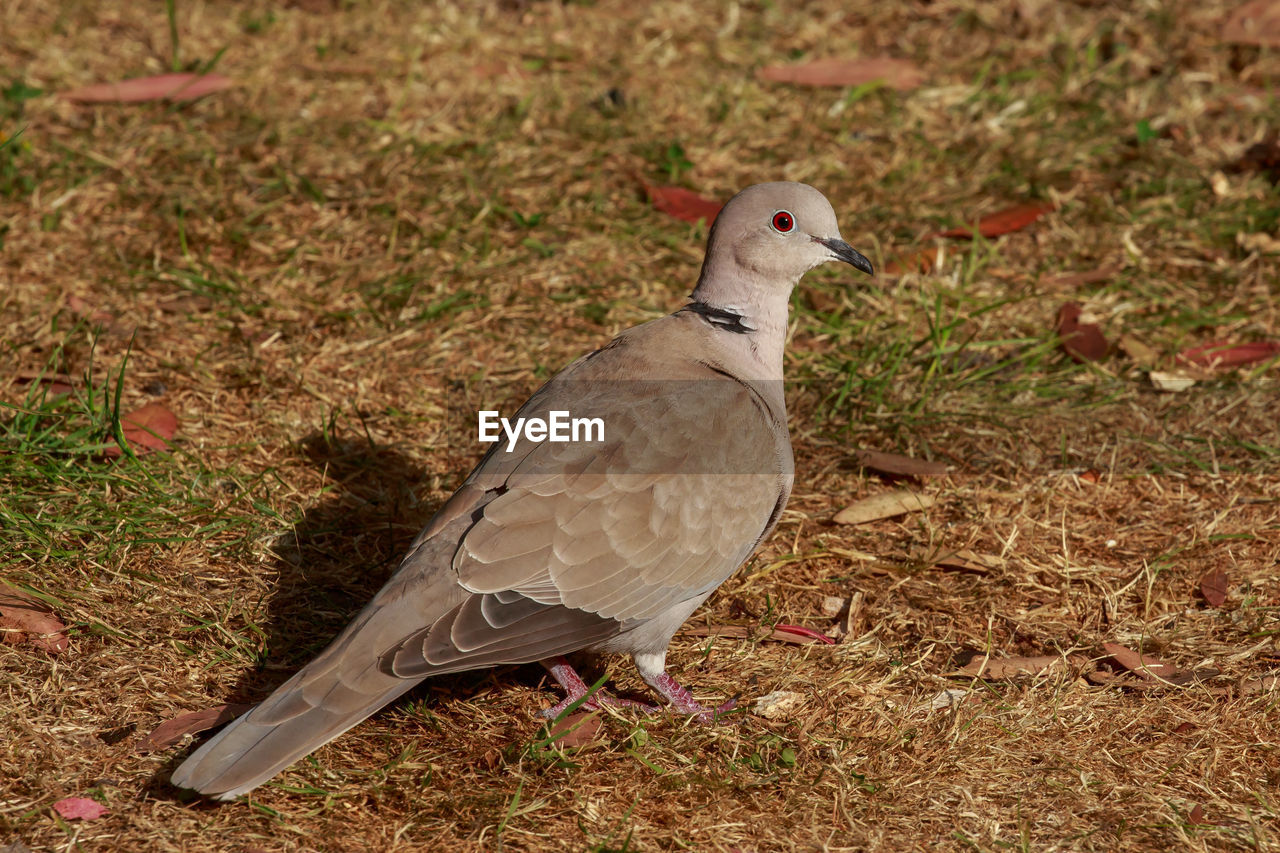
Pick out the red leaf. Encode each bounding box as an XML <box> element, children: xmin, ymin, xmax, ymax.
<box><xmin>0</xmin><ymin>584</ymin><xmax>69</xmax><ymax>654</ymax></box>
<box><xmin>1222</xmin><ymin>0</ymin><xmax>1280</xmax><ymax>47</ymax></box>
<box><xmin>137</xmin><ymin>704</ymin><xmax>254</xmax><ymax>753</ymax></box>
<box><xmin>1177</xmin><ymin>340</ymin><xmax>1280</xmax><ymax>368</ymax></box>
<box><xmin>53</xmin><ymin>797</ymin><xmax>108</xmax><ymax>820</ymax></box>
<box><xmin>1055</xmin><ymin>302</ymin><xmax>1109</xmax><ymax>362</ymax></box>
<box><xmin>642</xmin><ymin>183</ymin><xmax>722</xmax><ymax>225</ymax></box>
<box><xmin>104</xmin><ymin>402</ymin><xmax>179</xmax><ymax>458</ymax></box>
<box><xmin>757</xmin><ymin>57</ymin><xmax>925</xmax><ymax>92</ymax></box>
<box><xmin>1199</xmin><ymin>569</ymin><xmax>1229</xmax><ymax>608</ymax></box>
<box><xmin>1189</xmin><ymin>803</ymin><xmax>1219</xmax><ymax>826</ymax></box>
<box><xmin>63</xmin><ymin>73</ymin><xmax>232</xmax><ymax>104</ymax></box>
<box><xmin>935</xmin><ymin>202</ymin><xmax>1054</xmax><ymax>239</ymax></box>
<box><xmin>1103</xmin><ymin>642</ymin><xmax>1178</xmax><ymax>679</ymax></box>
<box><xmin>772</xmin><ymin>624</ymin><xmax>837</xmax><ymax>645</ymax></box>
<box><xmin>547</xmin><ymin>712</ymin><xmax>601</xmax><ymax>747</ymax></box>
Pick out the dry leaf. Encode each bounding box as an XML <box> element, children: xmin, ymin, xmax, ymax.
<box><xmin>959</xmin><ymin>654</ymin><xmax>1063</xmax><ymax>679</ymax></box>
<box><xmin>833</xmin><ymin>490</ymin><xmax>934</xmax><ymax>524</ymax></box>
<box><xmin>53</xmin><ymin>797</ymin><xmax>107</xmax><ymax>820</ymax></box>
<box><xmin>641</xmin><ymin>183</ymin><xmax>722</xmax><ymax>225</ymax></box>
<box><xmin>63</xmin><ymin>73</ymin><xmax>232</xmax><ymax>104</ymax></box>
<box><xmin>1118</xmin><ymin>334</ymin><xmax>1160</xmax><ymax>367</ymax></box>
<box><xmin>1150</xmin><ymin>370</ymin><xmax>1196</xmax><ymax>392</ymax></box>
<box><xmin>0</xmin><ymin>584</ymin><xmax>69</xmax><ymax>654</ymax></box>
<box><xmin>757</xmin><ymin>57</ymin><xmax>924</xmax><ymax>91</ymax></box>
<box><xmin>104</xmin><ymin>402</ymin><xmax>179</xmax><ymax>458</ymax></box>
<box><xmin>1238</xmin><ymin>675</ymin><xmax>1278</xmax><ymax>695</ymax></box>
<box><xmin>1055</xmin><ymin>303</ymin><xmax>1109</xmax><ymax>362</ymax></box>
<box><xmin>547</xmin><ymin>712</ymin><xmax>601</xmax><ymax>748</ymax></box>
<box><xmin>1222</xmin><ymin>0</ymin><xmax>1280</xmax><ymax>46</ymax></box>
<box><xmin>1043</xmin><ymin>265</ymin><xmax>1122</xmax><ymax>289</ymax></box>
<box><xmin>1188</xmin><ymin>804</ymin><xmax>1218</xmax><ymax>827</ymax></box>
<box><xmin>934</xmin><ymin>202</ymin><xmax>1054</xmax><ymax>239</ymax></box>
<box><xmin>1177</xmin><ymin>340</ymin><xmax>1280</xmax><ymax>368</ymax></box>
<box><xmin>753</xmin><ymin>690</ymin><xmax>805</xmax><ymax>720</ymax></box>
<box><xmin>930</xmin><ymin>688</ymin><xmax>970</xmax><ymax>709</ymax></box>
<box><xmin>1199</xmin><ymin>569</ymin><xmax>1229</xmax><ymax>608</ymax></box>
<box><xmin>820</xmin><ymin>595</ymin><xmax>846</xmax><ymax>616</ymax></box>
<box><xmin>1103</xmin><ymin>642</ymin><xmax>1178</xmax><ymax>680</ymax></box>
<box><xmin>681</xmin><ymin>624</ymin><xmax>833</xmax><ymax>645</ymax></box>
<box><xmin>933</xmin><ymin>549</ymin><xmax>1000</xmax><ymax>575</ymax></box>
<box><xmin>137</xmin><ymin>704</ymin><xmax>253</xmax><ymax>753</ymax></box>
<box><xmin>854</xmin><ymin>449</ymin><xmax>948</xmax><ymax>478</ymax></box>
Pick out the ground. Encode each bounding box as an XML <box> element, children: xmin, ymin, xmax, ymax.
<box><xmin>1</xmin><ymin>1</ymin><xmax>1278</xmax><ymax>851</ymax></box>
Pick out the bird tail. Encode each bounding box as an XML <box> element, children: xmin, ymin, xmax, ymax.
<box><xmin>171</xmin><ymin>551</ymin><xmax>471</xmax><ymax>800</ymax></box>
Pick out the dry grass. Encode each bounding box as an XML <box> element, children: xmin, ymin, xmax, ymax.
<box><xmin>1</xmin><ymin>0</ymin><xmax>1278</xmax><ymax>850</ymax></box>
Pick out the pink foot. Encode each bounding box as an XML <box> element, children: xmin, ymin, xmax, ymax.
<box><xmin>647</xmin><ymin>671</ymin><xmax>737</xmax><ymax>723</ymax></box>
<box><xmin>540</xmin><ymin>658</ymin><xmax>659</xmax><ymax>719</ymax></box>
<box><xmin>540</xmin><ymin>658</ymin><xmax>735</xmax><ymax>723</ymax></box>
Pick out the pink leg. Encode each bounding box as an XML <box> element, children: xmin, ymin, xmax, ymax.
<box><xmin>539</xmin><ymin>658</ymin><xmax>659</xmax><ymax>719</ymax></box>
<box><xmin>540</xmin><ymin>658</ymin><xmax>735</xmax><ymax>723</ymax></box>
<box><xmin>645</xmin><ymin>671</ymin><xmax>737</xmax><ymax>723</ymax></box>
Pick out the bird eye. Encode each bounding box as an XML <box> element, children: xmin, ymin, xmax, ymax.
<box><xmin>771</xmin><ymin>210</ymin><xmax>794</xmax><ymax>233</ymax></box>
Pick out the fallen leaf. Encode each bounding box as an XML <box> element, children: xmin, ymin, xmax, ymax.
<box><xmin>1103</xmin><ymin>642</ymin><xmax>1179</xmax><ymax>680</ymax></box>
<box><xmin>933</xmin><ymin>549</ymin><xmax>1001</xmax><ymax>575</ymax></box>
<box><xmin>137</xmin><ymin>704</ymin><xmax>254</xmax><ymax>753</ymax></box>
<box><xmin>1238</xmin><ymin>674</ymin><xmax>1278</xmax><ymax>695</ymax></box>
<box><xmin>63</xmin><ymin>73</ymin><xmax>232</xmax><ymax>104</ymax></box>
<box><xmin>641</xmin><ymin>183</ymin><xmax>722</xmax><ymax>225</ymax></box>
<box><xmin>1173</xmin><ymin>722</ymin><xmax>1198</xmax><ymax>734</ymax></box>
<box><xmin>1200</xmin><ymin>569</ymin><xmax>1229</xmax><ymax>608</ymax></box>
<box><xmin>772</xmin><ymin>624</ymin><xmax>836</xmax><ymax>645</ymax></box>
<box><xmin>1188</xmin><ymin>804</ymin><xmax>1218</xmax><ymax>827</ymax></box>
<box><xmin>104</xmin><ymin>402</ymin><xmax>179</xmax><ymax>458</ymax></box>
<box><xmin>681</xmin><ymin>624</ymin><xmax>832</xmax><ymax>645</ymax></box>
<box><xmin>0</xmin><ymin>584</ymin><xmax>69</xmax><ymax>654</ymax></box>
<box><xmin>1055</xmin><ymin>303</ymin><xmax>1109</xmax><ymax>362</ymax></box>
<box><xmin>1149</xmin><ymin>370</ymin><xmax>1196</xmax><ymax>392</ymax></box>
<box><xmin>1177</xmin><ymin>340</ymin><xmax>1280</xmax><ymax>368</ymax></box>
<box><xmin>934</xmin><ymin>202</ymin><xmax>1054</xmax><ymax>239</ymax></box>
<box><xmin>1078</xmin><ymin>469</ymin><xmax>1102</xmax><ymax>484</ymax></box>
<box><xmin>752</xmin><ymin>689</ymin><xmax>805</xmax><ymax>720</ymax></box>
<box><xmin>959</xmin><ymin>654</ymin><xmax>1064</xmax><ymax>679</ymax></box>
<box><xmin>820</xmin><ymin>595</ymin><xmax>847</xmax><ymax>616</ymax></box>
<box><xmin>1118</xmin><ymin>334</ymin><xmax>1160</xmax><ymax>367</ymax></box>
<box><xmin>929</xmin><ymin>688</ymin><xmax>970</xmax><ymax>709</ymax></box>
<box><xmin>854</xmin><ymin>449</ymin><xmax>948</xmax><ymax>478</ymax></box>
<box><xmin>52</xmin><ymin>797</ymin><xmax>107</xmax><ymax>820</ymax></box>
<box><xmin>757</xmin><ymin>57</ymin><xmax>925</xmax><ymax>91</ymax></box>
<box><xmin>1042</xmin><ymin>264</ymin><xmax>1122</xmax><ymax>289</ymax></box>
<box><xmin>1222</xmin><ymin>0</ymin><xmax>1280</xmax><ymax>47</ymax></box>
<box><xmin>12</xmin><ymin>369</ymin><xmax>75</xmax><ymax>397</ymax></box>
<box><xmin>833</xmin><ymin>490</ymin><xmax>935</xmax><ymax>525</ymax></box>
<box><xmin>547</xmin><ymin>712</ymin><xmax>601</xmax><ymax>748</ymax></box>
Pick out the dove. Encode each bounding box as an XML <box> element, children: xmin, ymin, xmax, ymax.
<box><xmin>171</xmin><ymin>181</ymin><xmax>874</xmax><ymax>800</ymax></box>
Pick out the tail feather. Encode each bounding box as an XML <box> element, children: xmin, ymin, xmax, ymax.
<box><xmin>171</xmin><ymin>522</ymin><xmax>474</xmax><ymax>800</ymax></box>
<box><xmin>170</xmin><ymin>669</ymin><xmax>421</xmax><ymax>800</ymax></box>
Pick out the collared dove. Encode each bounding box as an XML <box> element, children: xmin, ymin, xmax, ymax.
<box><xmin>171</xmin><ymin>181</ymin><xmax>873</xmax><ymax>800</ymax></box>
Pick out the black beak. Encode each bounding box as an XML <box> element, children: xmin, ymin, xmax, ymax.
<box><xmin>816</xmin><ymin>236</ymin><xmax>874</xmax><ymax>276</ymax></box>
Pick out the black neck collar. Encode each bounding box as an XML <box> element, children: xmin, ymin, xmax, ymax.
<box><xmin>683</xmin><ymin>301</ymin><xmax>754</xmax><ymax>334</ymax></box>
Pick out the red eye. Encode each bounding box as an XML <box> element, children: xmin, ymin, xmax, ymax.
<box><xmin>771</xmin><ymin>210</ymin><xmax>794</xmax><ymax>233</ymax></box>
